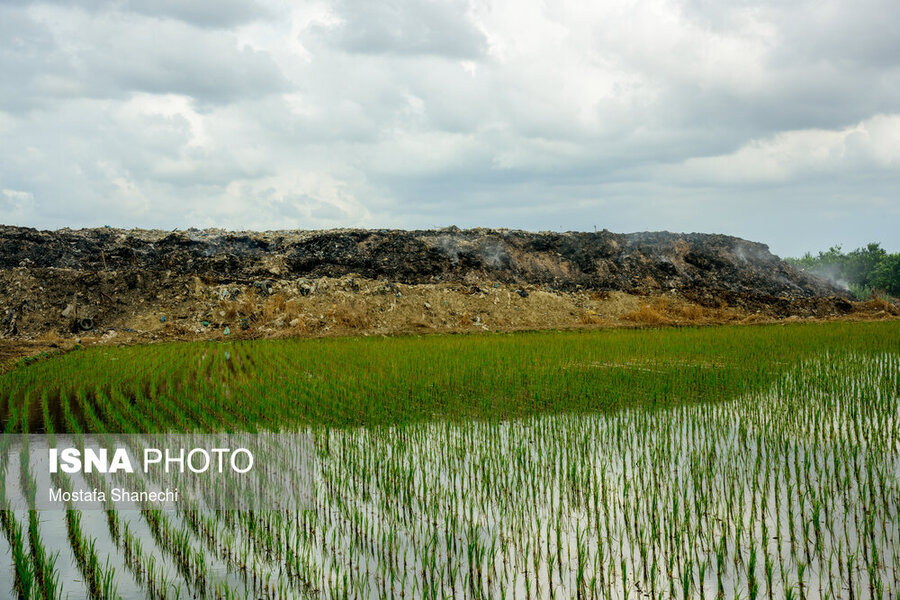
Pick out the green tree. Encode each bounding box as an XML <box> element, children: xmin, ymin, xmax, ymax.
<box><xmin>845</xmin><ymin>243</ymin><xmax>886</xmax><ymax>287</ymax></box>
<box><xmin>869</xmin><ymin>254</ymin><xmax>900</xmax><ymax>296</ymax></box>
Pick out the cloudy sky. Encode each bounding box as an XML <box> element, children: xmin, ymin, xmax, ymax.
<box><xmin>1</xmin><ymin>0</ymin><xmax>898</xmax><ymax>256</ymax></box>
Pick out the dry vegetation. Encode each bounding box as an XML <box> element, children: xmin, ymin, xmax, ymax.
<box><xmin>622</xmin><ymin>297</ymin><xmax>744</xmax><ymax>326</ymax></box>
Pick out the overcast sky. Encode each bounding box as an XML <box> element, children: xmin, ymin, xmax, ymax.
<box><xmin>1</xmin><ymin>0</ymin><xmax>898</xmax><ymax>256</ymax></box>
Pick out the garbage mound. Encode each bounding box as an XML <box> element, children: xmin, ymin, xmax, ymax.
<box><xmin>0</xmin><ymin>226</ymin><xmax>839</xmax><ymax>295</ymax></box>
<box><xmin>1</xmin><ymin>225</ymin><xmax>882</xmax><ymax>347</ymax></box>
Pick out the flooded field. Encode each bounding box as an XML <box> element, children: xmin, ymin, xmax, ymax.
<box><xmin>0</xmin><ymin>322</ymin><xmax>897</xmax><ymax>598</ymax></box>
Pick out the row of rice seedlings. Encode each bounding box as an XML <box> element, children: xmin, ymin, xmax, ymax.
<box><xmin>0</xmin><ymin>527</ymin><xmax>16</xmax><ymax>599</ymax></box>
<box><xmin>64</xmin><ymin>509</ymin><xmax>120</xmax><ymax>599</ymax></box>
<box><xmin>19</xmin><ymin>398</ymin><xmax>65</xmax><ymax>600</ymax></box>
<box><xmin>20</xmin><ymin>445</ymin><xmax>61</xmax><ymax>600</ymax></box>
<box><xmin>45</xmin><ymin>393</ymin><xmax>118</xmax><ymax>598</ymax></box>
<box><xmin>120</xmin><ymin>517</ymin><xmax>182</xmax><ymax>600</ymax></box>
<box><xmin>0</xmin><ymin>423</ymin><xmax>16</xmax><ymax>596</ymax></box>
<box><xmin>0</xmin><ymin>396</ymin><xmax>36</xmax><ymax>599</ymax></box>
<box><xmin>1</xmin><ymin>504</ymin><xmax>36</xmax><ymax>599</ymax></box>
<box><xmin>0</xmin><ymin>389</ymin><xmax>63</xmax><ymax>600</ymax></box>
<box><xmin>53</xmin><ymin>382</ymin><xmax>149</xmax><ymax>598</ymax></box>
<box><xmin>141</xmin><ymin>508</ymin><xmax>208</xmax><ymax>592</ymax></box>
<box><xmin>0</xmin><ymin>437</ymin><xmax>35</xmax><ymax>600</ymax></box>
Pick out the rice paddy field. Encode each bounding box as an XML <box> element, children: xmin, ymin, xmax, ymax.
<box><xmin>0</xmin><ymin>320</ymin><xmax>898</xmax><ymax>599</ymax></box>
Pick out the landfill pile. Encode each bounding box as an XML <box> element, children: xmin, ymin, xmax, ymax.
<box><xmin>0</xmin><ymin>225</ymin><xmax>894</xmax><ymax>355</ymax></box>
<box><xmin>0</xmin><ymin>226</ymin><xmax>842</xmax><ymax>294</ymax></box>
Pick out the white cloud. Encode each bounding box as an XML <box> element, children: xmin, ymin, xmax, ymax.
<box><xmin>324</xmin><ymin>0</ymin><xmax>486</xmax><ymax>58</ymax></box>
<box><xmin>1</xmin><ymin>189</ymin><xmax>33</xmax><ymax>224</ymax></box>
<box><xmin>669</xmin><ymin>113</ymin><xmax>900</xmax><ymax>184</ymax></box>
<box><xmin>214</xmin><ymin>171</ymin><xmax>375</xmax><ymax>230</ymax></box>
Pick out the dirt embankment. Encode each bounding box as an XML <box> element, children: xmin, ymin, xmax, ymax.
<box><xmin>0</xmin><ymin>225</ymin><xmax>896</xmax><ymax>365</ymax></box>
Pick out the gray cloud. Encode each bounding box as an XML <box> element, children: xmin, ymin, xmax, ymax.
<box><xmin>765</xmin><ymin>0</ymin><xmax>900</xmax><ymax>68</ymax></box>
<box><xmin>322</xmin><ymin>0</ymin><xmax>487</xmax><ymax>58</ymax></box>
<box><xmin>0</xmin><ymin>7</ymin><xmax>70</xmax><ymax>112</ymax></box>
<box><xmin>85</xmin><ymin>22</ymin><xmax>287</xmax><ymax>105</ymax></box>
<box><xmin>2</xmin><ymin>0</ymin><xmax>270</xmax><ymax>28</ymax></box>
<box><xmin>0</xmin><ymin>4</ymin><xmax>286</xmax><ymax>113</ymax></box>
<box><xmin>125</xmin><ymin>0</ymin><xmax>271</xmax><ymax>29</ymax></box>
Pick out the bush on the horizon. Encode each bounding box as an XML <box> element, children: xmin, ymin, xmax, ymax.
<box><xmin>787</xmin><ymin>242</ymin><xmax>900</xmax><ymax>298</ymax></box>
